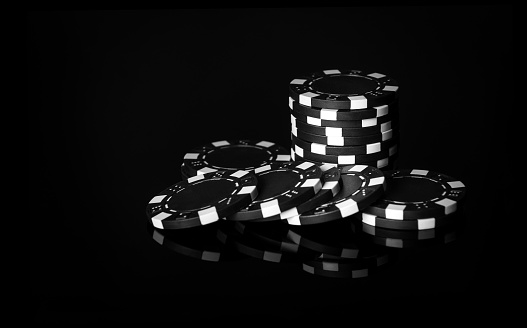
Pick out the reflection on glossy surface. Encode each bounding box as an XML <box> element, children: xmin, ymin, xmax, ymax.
<box><xmin>147</xmin><ymin>222</ymin><xmax>242</xmax><ymax>262</ymax></box>
<box><xmin>216</xmin><ymin>220</ymin><xmax>320</xmax><ymax>263</ymax></box>
<box><xmin>351</xmin><ymin>217</ymin><xmax>463</xmax><ymax>248</ymax></box>
<box><xmin>148</xmin><ymin>212</ymin><xmax>465</xmax><ymax>277</ymax></box>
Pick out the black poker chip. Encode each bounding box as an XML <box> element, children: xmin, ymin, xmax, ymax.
<box><xmin>250</xmin><ymin>165</ymin><xmax>342</xmax><ymax>222</ymax></box>
<box><xmin>292</xmin><ymin>125</ymin><xmax>396</xmax><ymax>146</ymax></box>
<box><xmin>292</xmin><ymin>143</ymin><xmax>398</xmax><ymax>165</ymax></box>
<box><xmin>292</xmin><ymin>115</ymin><xmax>396</xmax><ymax>137</ymax></box>
<box><xmin>181</xmin><ymin>139</ymin><xmax>291</xmax><ymax>177</ymax></box>
<box><xmin>289</xmin><ymin>69</ymin><xmax>399</xmax><ymax>109</ymax></box>
<box><xmin>284</xmin><ymin>164</ymin><xmax>386</xmax><ymax>226</ymax></box>
<box><xmin>362</xmin><ymin>169</ymin><xmax>467</xmax><ymax>220</ymax></box>
<box><xmin>289</xmin><ymin>97</ymin><xmax>398</xmax><ymax>121</ymax></box>
<box><xmin>146</xmin><ymin>170</ymin><xmax>259</xmax><ymax>229</ymax></box>
<box><xmin>226</xmin><ymin>161</ymin><xmax>323</xmax><ymax>221</ymax></box>
<box><xmin>291</xmin><ymin>133</ymin><xmax>399</xmax><ymax>156</ymax></box>
<box><xmin>291</xmin><ymin>147</ymin><xmax>400</xmax><ymax>171</ymax></box>
<box><xmin>290</xmin><ymin>107</ymin><xmax>395</xmax><ymax>128</ymax></box>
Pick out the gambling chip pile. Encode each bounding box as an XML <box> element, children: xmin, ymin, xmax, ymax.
<box><xmin>146</xmin><ymin>69</ymin><xmax>467</xmax><ymax>278</ymax></box>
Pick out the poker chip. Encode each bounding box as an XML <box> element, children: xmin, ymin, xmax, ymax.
<box><xmin>251</xmin><ymin>165</ymin><xmax>342</xmax><ymax>222</ymax></box>
<box><xmin>355</xmin><ymin>212</ymin><xmax>461</xmax><ymax>230</ymax></box>
<box><xmin>146</xmin><ymin>170</ymin><xmax>259</xmax><ymax>229</ymax></box>
<box><xmin>293</xmin><ymin>143</ymin><xmax>398</xmax><ymax>165</ymax></box>
<box><xmin>289</xmin><ymin>69</ymin><xmax>399</xmax><ymax>109</ymax></box>
<box><xmin>291</xmin><ymin>107</ymin><xmax>394</xmax><ymax>128</ymax></box>
<box><xmin>285</xmin><ymin>165</ymin><xmax>385</xmax><ymax>226</ymax></box>
<box><xmin>291</xmin><ymin>148</ymin><xmax>399</xmax><ymax>171</ymax></box>
<box><xmin>362</xmin><ymin>169</ymin><xmax>467</xmax><ymax>220</ymax></box>
<box><xmin>289</xmin><ymin>97</ymin><xmax>397</xmax><ymax>121</ymax></box>
<box><xmin>292</xmin><ymin>125</ymin><xmax>395</xmax><ymax>146</ymax></box>
<box><xmin>292</xmin><ymin>115</ymin><xmax>395</xmax><ymax>137</ymax></box>
<box><xmin>226</xmin><ymin>161</ymin><xmax>323</xmax><ymax>221</ymax></box>
<box><xmin>291</xmin><ymin>133</ymin><xmax>399</xmax><ymax>156</ymax></box>
<box><xmin>182</xmin><ymin>139</ymin><xmax>290</xmax><ymax>177</ymax></box>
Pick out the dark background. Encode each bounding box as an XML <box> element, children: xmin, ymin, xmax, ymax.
<box><xmin>28</xmin><ymin>6</ymin><xmax>512</xmax><ymax>323</ymax></box>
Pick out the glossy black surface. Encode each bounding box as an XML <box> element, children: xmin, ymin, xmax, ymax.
<box><xmin>29</xmin><ymin>6</ymin><xmax>512</xmax><ymax>323</ymax></box>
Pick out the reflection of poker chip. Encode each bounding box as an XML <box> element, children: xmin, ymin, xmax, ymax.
<box><xmin>289</xmin><ymin>97</ymin><xmax>397</xmax><ymax>120</ymax></box>
<box><xmin>286</xmin><ymin>218</ymin><xmax>389</xmax><ymax>259</ymax></box>
<box><xmin>216</xmin><ymin>221</ymin><xmax>319</xmax><ymax>263</ymax></box>
<box><xmin>233</xmin><ymin>220</ymin><xmax>305</xmax><ymax>255</ymax></box>
<box><xmin>285</xmin><ymin>165</ymin><xmax>385</xmax><ymax>225</ymax></box>
<box><xmin>302</xmin><ymin>251</ymin><xmax>394</xmax><ymax>278</ymax></box>
<box><xmin>302</xmin><ymin>263</ymin><xmax>373</xmax><ymax>278</ymax></box>
<box><xmin>146</xmin><ymin>170</ymin><xmax>258</xmax><ymax>229</ymax></box>
<box><xmin>363</xmin><ymin>169</ymin><xmax>467</xmax><ymax>220</ymax></box>
<box><xmin>147</xmin><ymin>222</ymin><xmax>241</xmax><ymax>262</ymax></box>
<box><xmin>351</xmin><ymin>219</ymin><xmax>461</xmax><ymax>249</ymax></box>
<box><xmin>181</xmin><ymin>139</ymin><xmax>290</xmax><ymax>177</ymax></box>
<box><xmin>289</xmin><ymin>69</ymin><xmax>399</xmax><ymax>109</ymax></box>
<box><xmin>226</xmin><ymin>161</ymin><xmax>323</xmax><ymax>222</ymax></box>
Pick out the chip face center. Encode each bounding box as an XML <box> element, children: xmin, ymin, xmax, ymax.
<box><xmin>325</xmin><ymin>174</ymin><xmax>364</xmax><ymax>204</ymax></box>
<box><xmin>310</xmin><ymin>75</ymin><xmax>379</xmax><ymax>95</ymax></box>
<box><xmin>206</xmin><ymin>145</ymin><xmax>271</xmax><ymax>169</ymax></box>
<box><xmin>167</xmin><ymin>179</ymin><xmax>236</xmax><ymax>211</ymax></box>
<box><xmin>254</xmin><ymin>170</ymin><xmax>301</xmax><ymax>201</ymax></box>
<box><xmin>384</xmin><ymin>177</ymin><xmax>445</xmax><ymax>203</ymax></box>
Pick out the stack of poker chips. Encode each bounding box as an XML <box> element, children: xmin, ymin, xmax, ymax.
<box><xmin>288</xmin><ymin>69</ymin><xmax>400</xmax><ymax>170</ymax></box>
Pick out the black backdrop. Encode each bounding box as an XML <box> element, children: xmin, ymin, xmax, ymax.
<box><xmin>28</xmin><ymin>6</ymin><xmax>513</xmax><ymax>323</ymax></box>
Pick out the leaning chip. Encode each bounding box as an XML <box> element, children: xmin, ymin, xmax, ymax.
<box><xmin>226</xmin><ymin>161</ymin><xmax>323</xmax><ymax>222</ymax></box>
<box><xmin>146</xmin><ymin>170</ymin><xmax>259</xmax><ymax>229</ymax></box>
<box><xmin>286</xmin><ymin>164</ymin><xmax>386</xmax><ymax>225</ymax></box>
<box><xmin>362</xmin><ymin>169</ymin><xmax>466</xmax><ymax>220</ymax></box>
<box><xmin>251</xmin><ymin>165</ymin><xmax>342</xmax><ymax>222</ymax></box>
<box><xmin>182</xmin><ymin>139</ymin><xmax>290</xmax><ymax>177</ymax></box>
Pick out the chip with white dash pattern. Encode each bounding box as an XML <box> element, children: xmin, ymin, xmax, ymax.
<box><xmin>286</xmin><ymin>164</ymin><xmax>386</xmax><ymax>225</ymax></box>
<box><xmin>146</xmin><ymin>170</ymin><xmax>259</xmax><ymax>229</ymax></box>
<box><xmin>362</xmin><ymin>169</ymin><xmax>466</xmax><ymax>220</ymax></box>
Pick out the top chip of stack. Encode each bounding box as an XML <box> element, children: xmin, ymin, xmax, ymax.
<box><xmin>289</xmin><ymin>69</ymin><xmax>400</xmax><ymax>170</ymax></box>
